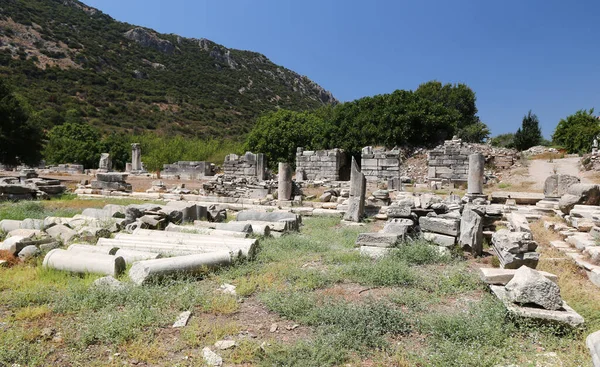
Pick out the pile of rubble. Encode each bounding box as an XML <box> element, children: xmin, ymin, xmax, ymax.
<box><xmin>0</xmin><ymin>201</ymin><xmax>301</xmax><ymax>285</ymax></box>
<box><xmin>76</xmin><ymin>173</ymin><xmax>132</xmax><ymax>196</ymax></box>
<box><xmin>0</xmin><ymin>170</ymin><xmax>67</xmax><ymax>200</ymax></box>
<box><xmin>521</xmin><ymin>145</ymin><xmax>559</xmax><ymax>157</ymax></box>
<box><xmin>480</xmin><ymin>266</ymin><xmax>583</xmax><ymax>327</ymax></box>
<box><xmin>202</xmin><ymin>174</ymin><xmax>276</xmax><ymax>199</ymax></box>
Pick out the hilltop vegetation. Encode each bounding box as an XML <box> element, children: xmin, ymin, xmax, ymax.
<box><xmin>0</xmin><ymin>0</ymin><xmax>335</xmax><ymax>138</ymax></box>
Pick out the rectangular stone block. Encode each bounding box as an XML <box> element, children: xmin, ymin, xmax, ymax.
<box><xmin>355</xmin><ymin>232</ymin><xmax>402</xmax><ymax>248</ymax></box>
<box><xmin>419</xmin><ymin>217</ymin><xmax>460</xmax><ymax>236</ymax></box>
<box><xmin>423</xmin><ymin>232</ymin><xmax>456</xmax><ymax>247</ymax></box>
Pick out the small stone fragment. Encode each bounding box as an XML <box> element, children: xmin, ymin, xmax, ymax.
<box><xmin>214</xmin><ymin>340</ymin><xmax>236</xmax><ymax>350</ymax></box>
<box><xmin>172</xmin><ymin>311</ymin><xmax>192</xmax><ymax>328</ymax></box>
<box><xmin>269</xmin><ymin>323</ymin><xmax>278</xmax><ymax>332</ymax></box>
<box><xmin>202</xmin><ymin>347</ymin><xmax>223</xmax><ymax>366</ymax></box>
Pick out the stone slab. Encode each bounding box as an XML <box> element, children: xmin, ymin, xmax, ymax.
<box><xmin>479</xmin><ymin>267</ymin><xmax>558</xmax><ymax>285</ymax></box>
<box><xmin>490</xmin><ymin>285</ymin><xmax>584</xmax><ymax>327</ymax></box>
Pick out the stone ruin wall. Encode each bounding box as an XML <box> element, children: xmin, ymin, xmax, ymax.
<box><xmin>162</xmin><ymin>161</ymin><xmax>215</xmax><ymax>180</ymax></box>
<box><xmin>428</xmin><ymin>137</ymin><xmax>517</xmax><ymax>183</ymax></box>
<box><xmin>223</xmin><ymin>152</ymin><xmax>266</xmax><ymax>180</ymax></box>
<box><xmin>295</xmin><ymin>148</ymin><xmax>347</xmax><ymax>181</ymax></box>
<box><xmin>361</xmin><ymin>146</ymin><xmax>402</xmax><ymax>181</ymax></box>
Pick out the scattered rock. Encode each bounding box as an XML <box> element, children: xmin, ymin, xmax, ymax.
<box><xmin>202</xmin><ymin>347</ymin><xmax>223</xmax><ymax>366</ymax></box>
<box><xmin>214</xmin><ymin>340</ymin><xmax>236</xmax><ymax>350</ymax></box>
<box><xmin>269</xmin><ymin>323</ymin><xmax>278</xmax><ymax>332</ymax></box>
<box><xmin>505</xmin><ymin>266</ymin><xmax>562</xmax><ymax>310</ymax></box>
<box><xmin>172</xmin><ymin>311</ymin><xmax>192</xmax><ymax>328</ymax></box>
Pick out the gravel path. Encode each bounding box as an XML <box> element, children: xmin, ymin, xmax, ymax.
<box><xmin>527</xmin><ymin>157</ymin><xmax>587</xmax><ymax>190</ymax></box>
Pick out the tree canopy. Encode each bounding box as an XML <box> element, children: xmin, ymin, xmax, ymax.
<box><xmin>0</xmin><ymin>79</ymin><xmax>44</xmax><ymax>166</ymax></box>
<box><xmin>552</xmin><ymin>109</ymin><xmax>600</xmax><ymax>154</ymax></box>
<box><xmin>44</xmin><ymin>122</ymin><xmax>102</xmax><ymax>168</ymax></box>
<box><xmin>245</xmin><ymin>81</ymin><xmax>486</xmax><ymax>166</ymax></box>
<box><xmin>514</xmin><ymin>111</ymin><xmax>542</xmax><ymax>151</ymax></box>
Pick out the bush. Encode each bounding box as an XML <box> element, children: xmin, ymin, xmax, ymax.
<box><xmin>552</xmin><ymin>109</ymin><xmax>600</xmax><ymax>154</ymax></box>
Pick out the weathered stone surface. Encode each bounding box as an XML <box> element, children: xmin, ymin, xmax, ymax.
<box><xmin>505</xmin><ymin>266</ymin><xmax>562</xmax><ymax>310</ymax></box>
<box><xmin>423</xmin><ymin>232</ymin><xmax>456</xmax><ymax>247</ymax></box>
<box><xmin>544</xmin><ymin>174</ymin><xmax>580</xmax><ymax>198</ymax></box>
<box><xmin>277</xmin><ymin>162</ymin><xmax>292</xmax><ymax>202</ymax></box>
<box><xmin>559</xmin><ymin>184</ymin><xmax>600</xmax><ymax>214</ymax></box>
<box><xmin>491</xmin><ymin>191</ymin><xmax>544</xmax><ymax>205</ymax></box>
<box><xmin>419</xmin><ymin>217</ymin><xmax>460</xmax><ymax>236</ymax></box>
<box><xmin>491</xmin><ymin>285</ymin><xmax>583</xmax><ymax>327</ymax></box>
<box><xmin>92</xmin><ymin>275</ymin><xmax>125</xmax><ymax>290</ymax></box>
<box><xmin>381</xmin><ymin>219</ymin><xmax>413</xmax><ymax>235</ymax></box>
<box><xmin>479</xmin><ymin>267</ymin><xmax>558</xmax><ymax>285</ymax></box>
<box><xmin>215</xmin><ymin>340</ymin><xmax>236</xmax><ymax>350</ymax></box>
<box><xmin>460</xmin><ymin>206</ymin><xmax>483</xmax><ymax>255</ymax></box>
<box><xmin>467</xmin><ymin>153</ymin><xmax>485</xmax><ymax>195</ymax></box>
<box><xmin>492</xmin><ymin>230</ymin><xmax>537</xmax><ymax>253</ymax></box>
<box><xmin>343</xmin><ymin>157</ymin><xmax>366</xmax><ymax>222</ymax></box>
<box><xmin>172</xmin><ymin>311</ymin><xmax>192</xmax><ymax>328</ymax></box>
<box><xmin>202</xmin><ymin>347</ymin><xmax>223</xmax><ymax>366</ymax></box>
<box><xmin>0</xmin><ymin>219</ymin><xmax>22</xmax><ymax>232</ymax></box>
<box><xmin>507</xmin><ymin>213</ymin><xmax>531</xmax><ymax>233</ymax></box>
<box><xmin>586</xmin><ymin>330</ymin><xmax>600</xmax><ymax>367</ymax></box>
<box><xmin>17</xmin><ymin>245</ymin><xmax>40</xmax><ymax>261</ymax></box>
<box><xmin>45</xmin><ymin>224</ymin><xmax>77</xmax><ymax>243</ymax></box>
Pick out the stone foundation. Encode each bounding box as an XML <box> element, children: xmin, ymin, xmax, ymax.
<box><xmin>162</xmin><ymin>161</ymin><xmax>215</xmax><ymax>180</ymax></box>
<box><xmin>223</xmin><ymin>152</ymin><xmax>266</xmax><ymax>180</ymax></box>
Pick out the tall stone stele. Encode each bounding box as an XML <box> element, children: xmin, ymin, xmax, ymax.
<box><xmin>343</xmin><ymin>157</ymin><xmax>366</xmax><ymax>222</ymax></box>
<box><xmin>278</xmin><ymin>162</ymin><xmax>292</xmax><ymax>202</ymax></box>
<box><xmin>98</xmin><ymin>153</ymin><xmax>112</xmax><ymax>172</ymax></box>
<box><xmin>131</xmin><ymin>143</ymin><xmax>142</xmax><ymax>172</ymax></box>
<box><xmin>459</xmin><ymin>205</ymin><xmax>483</xmax><ymax>256</ymax></box>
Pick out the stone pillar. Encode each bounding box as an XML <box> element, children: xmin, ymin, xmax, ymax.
<box><xmin>256</xmin><ymin>153</ymin><xmax>266</xmax><ymax>180</ymax></box>
<box><xmin>278</xmin><ymin>162</ymin><xmax>292</xmax><ymax>202</ymax></box>
<box><xmin>459</xmin><ymin>205</ymin><xmax>483</xmax><ymax>256</ymax></box>
<box><xmin>125</xmin><ymin>163</ymin><xmax>132</xmax><ymax>172</ymax></box>
<box><xmin>131</xmin><ymin>143</ymin><xmax>141</xmax><ymax>172</ymax></box>
<box><xmin>467</xmin><ymin>153</ymin><xmax>484</xmax><ymax>195</ymax></box>
<box><xmin>343</xmin><ymin>157</ymin><xmax>366</xmax><ymax>222</ymax></box>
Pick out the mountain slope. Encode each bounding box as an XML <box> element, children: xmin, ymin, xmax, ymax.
<box><xmin>0</xmin><ymin>0</ymin><xmax>336</xmax><ymax>138</ymax></box>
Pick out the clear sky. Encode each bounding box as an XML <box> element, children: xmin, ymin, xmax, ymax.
<box><xmin>83</xmin><ymin>0</ymin><xmax>600</xmax><ymax>139</ymax></box>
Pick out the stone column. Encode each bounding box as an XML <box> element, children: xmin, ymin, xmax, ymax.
<box><xmin>256</xmin><ymin>153</ymin><xmax>266</xmax><ymax>180</ymax></box>
<box><xmin>467</xmin><ymin>153</ymin><xmax>485</xmax><ymax>195</ymax></box>
<box><xmin>98</xmin><ymin>153</ymin><xmax>112</xmax><ymax>172</ymax></box>
<box><xmin>343</xmin><ymin>157</ymin><xmax>366</xmax><ymax>222</ymax></box>
<box><xmin>131</xmin><ymin>143</ymin><xmax>141</xmax><ymax>172</ymax></box>
<box><xmin>278</xmin><ymin>162</ymin><xmax>292</xmax><ymax>202</ymax></box>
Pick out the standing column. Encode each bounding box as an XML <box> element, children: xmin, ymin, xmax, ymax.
<box><xmin>131</xmin><ymin>143</ymin><xmax>141</xmax><ymax>172</ymax></box>
<box><xmin>467</xmin><ymin>153</ymin><xmax>485</xmax><ymax>195</ymax></box>
<box><xmin>278</xmin><ymin>162</ymin><xmax>292</xmax><ymax>202</ymax></box>
<box><xmin>343</xmin><ymin>157</ymin><xmax>366</xmax><ymax>222</ymax></box>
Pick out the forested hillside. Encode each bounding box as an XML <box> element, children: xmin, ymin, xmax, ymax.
<box><xmin>0</xmin><ymin>0</ymin><xmax>336</xmax><ymax>138</ymax></box>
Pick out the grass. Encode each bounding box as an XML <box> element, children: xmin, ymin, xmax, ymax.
<box><xmin>0</xmin><ymin>205</ymin><xmax>596</xmax><ymax>366</ymax></box>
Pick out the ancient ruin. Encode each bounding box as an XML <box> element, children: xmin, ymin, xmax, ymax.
<box><xmin>295</xmin><ymin>147</ymin><xmax>348</xmax><ymax>181</ymax></box>
<box><xmin>223</xmin><ymin>152</ymin><xmax>266</xmax><ymax>180</ymax></box>
<box><xmin>360</xmin><ymin>146</ymin><xmax>402</xmax><ymax>181</ymax></box>
<box><xmin>161</xmin><ymin>161</ymin><xmax>216</xmax><ymax>179</ymax></box>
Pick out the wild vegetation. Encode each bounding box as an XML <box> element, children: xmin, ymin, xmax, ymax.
<box><xmin>553</xmin><ymin>109</ymin><xmax>600</xmax><ymax>154</ymax></box>
<box><xmin>0</xmin><ymin>198</ymin><xmax>595</xmax><ymax>366</ymax></box>
<box><xmin>0</xmin><ymin>0</ymin><xmax>334</xmax><ymax>139</ymax></box>
<box><xmin>246</xmin><ymin>81</ymin><xmax>491</xmax><ymax>167</ymax></box>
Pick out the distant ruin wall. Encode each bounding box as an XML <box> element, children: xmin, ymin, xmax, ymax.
<box><xmin>296</xmin><ymin>148</ymin><xmax>347</xmax><ymax>181</ymax></box>
<box><xmin>361</xmin><ymin>146</ymin><xmax>402</xmax><ymax>181</ymax></box>
<box><xmin>161</xmin><ymin>161</ymin><xmax>215</xmax><ymax>180</ymax></box>
<box><xmin>223</xmin><ymin>152</ymin><xmax>266</xmax><ymax>180</ymax></box>
<box><xmin>428</xmin><ymin>138</ymin><xmax>517</xmax><ymax>182</ymax></box>
<box><xmin>427</xmin><ymin>138</ymin><xmax>470</xmax><ymax>182</ymax></box>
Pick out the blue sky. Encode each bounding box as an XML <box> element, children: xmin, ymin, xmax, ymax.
<box><xmin>83</xmin><ymin>0</ymin><xmax>600</xmax><ymax>138</ymax></box>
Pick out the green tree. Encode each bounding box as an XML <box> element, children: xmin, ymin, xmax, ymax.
<box><xmin>457</xmin><ymin>121</ymin><xmax>490</xmax><ymax>143</ymax></box>
<box><xmin>0</xmin><ymin>79</ymin><xmax>44</xmax><ymax>166</ymax></box>
<box><xmin>514</xmin><ymin>111</ymin><xmax>542</xmax><ymax>151</ymax></box>
<box><xmin>100</xmin><ymin>132</ymin><xmax>131</xmax><ymax>171</ymax></box>
<box><xmin>44</xmin><ymin>122</ymin><xmax>102</xmax><ymax>168</ymax></box>
<box><xmin>490</xmin><ymin>133</ymin><xmax>515</xmax><ymax>148</ymax></box>
<box><xmin>245</xmin><ymin>109</ymin><xmax>331</xmax><ymax>167</ymax></box>
<box><xmin>414</xmin><ymin>81</ymin><xmax>479</xmax><ymax>130</ymax></box>
<box><xmin>552</xmin><ymin>109</ymin><xmax>600</xmax><ymax>154</ymax></box>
